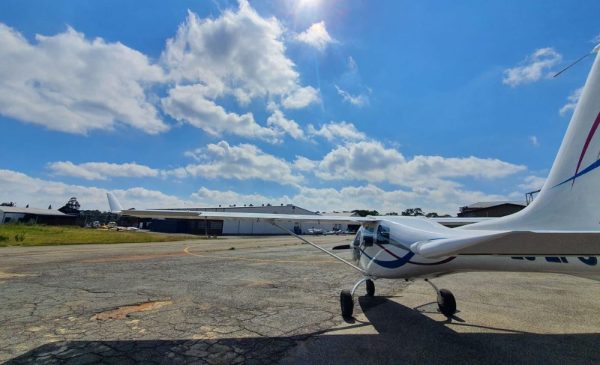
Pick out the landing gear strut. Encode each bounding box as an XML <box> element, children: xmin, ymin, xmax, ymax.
<box><xmin>425</xmin><ymin>279</ymin><xmax>456</xmax><ymax>318</ymax></box>
<box><xmin>340</xmin><ymin>277</ymin><xmax>376</xmax><ymax>318</ymax></box>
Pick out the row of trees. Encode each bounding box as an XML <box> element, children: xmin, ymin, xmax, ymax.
<box><xmin>351</xmin><ymin>208</ymin><xmax>451</xmax><ymax>218</ymax></box>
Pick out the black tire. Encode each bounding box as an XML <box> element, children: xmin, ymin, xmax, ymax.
<box><xmin>365</xmin><ymin>279</ymin><xmax>375</xmax><ymax>297</ymax></box>
<box><xmin>437</xmin><ymin>289</ymin><xmax>457</xmax><ymax>317</ymax></box>
<box><xmin>340</xmin><ymin>290</ymin><xmax>354</xmax><ymax>318</ymax></box>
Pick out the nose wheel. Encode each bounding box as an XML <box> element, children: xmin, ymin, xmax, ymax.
<box><xmin>425</xmin><ymin>279</ymin><xmax>456</xmax><ymax>318</ymax></box>
<box><xmin>340</xmin><ymin>277</ymin><xmax>376</xmax><ymax>318</ymax></box>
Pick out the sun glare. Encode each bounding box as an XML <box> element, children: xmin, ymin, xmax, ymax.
<box><xmin>296</xmin><ymin>0</ymin><xmax>322</xmax><ymax>10</ymax></box>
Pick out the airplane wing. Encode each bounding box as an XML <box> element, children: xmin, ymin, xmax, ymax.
<box><xmin>116</xmin><ymin>209</ymin><xmax>491</xmax><ymax>227</ymax></box>
<box><xmin>430</xmin><ymin>217</ymin><xmax>491</xmax><ymax>227</ymax></box>
<box><xmin>116</xmin><ymin>208</ymin><xmax>377</xmax><ymax>224</ymax></box>
<box><xmin>411</xmin><ymin>230</ymin><xmax>600</xmax><ymax>258</ymax></box>
<box><xmin>108</xmin><ymin>193</ymin><xmax>375</xmax><ymax>224</ymax></box>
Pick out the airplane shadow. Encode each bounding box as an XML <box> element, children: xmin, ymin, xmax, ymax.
<box><xmin>6</xmin><ymin>296</ymin><xmax>600</xmax><ymax>365</ymax></box>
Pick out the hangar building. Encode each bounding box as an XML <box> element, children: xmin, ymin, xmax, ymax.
<box><xmin>458</xmin><ymin>201</ymin><xmax>526</xmax><ymax>218</ymax></box>
<box><xmin>142</xmin><ymin>204</ymin><xmax>357</xmax><ymax>235</ymax></box>
<box><xmin>0</xmin><ymin>206</ymin><xmax>77</xmax><ymax>225</ymax></box>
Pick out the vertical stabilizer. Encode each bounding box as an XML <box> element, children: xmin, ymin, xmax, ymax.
<box><xmin>107</xmin><ymin>192</ymin><xmax>123</xmax><ymax>213</ymax></box>
<box><xmin>469</xmin><ymin>46</ymin><xmax>600</xmax><ymax>231</ymax></box>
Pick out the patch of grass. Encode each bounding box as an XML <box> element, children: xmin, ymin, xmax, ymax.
<box><xmin>0</xmin><ymin>224</ymin><xmax>198</xmax><ymax>247</ymax></box>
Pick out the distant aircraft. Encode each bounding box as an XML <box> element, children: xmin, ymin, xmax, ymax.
<box><xmin>108</xmin><ymin>46</ymin><xmax>600</xmax><ymax>319</ymax></box>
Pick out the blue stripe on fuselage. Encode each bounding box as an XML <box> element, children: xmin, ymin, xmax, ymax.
<box><xmin>553</xmin><ymin>158</ymin><xmax>600</xmax><ymax>188</ymax></box>
<box><xmin>360</xmin><ymin>249</ymin><xmax>415</xmax><ymax>268</ymax></box>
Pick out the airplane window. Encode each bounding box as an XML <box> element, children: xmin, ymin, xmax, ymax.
<box><xmin>376</xmin><ymin>225</ymin><xmax>390</xmax><ymax>244</ymax></box>
<box><xmin>361</xmin><ymin>226</ymin><xmax>375</xmax><ymax>247</ymax></box>
<box><xmin>352</xmin><ymin>231</ymin><xmax>361</xmax><ymax>246</ymax></box>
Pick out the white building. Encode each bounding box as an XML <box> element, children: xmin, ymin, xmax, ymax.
<box><xmin>146</xmin><ymin>205</ymin><xmax>360</xmax><ymax>235</ymax></box>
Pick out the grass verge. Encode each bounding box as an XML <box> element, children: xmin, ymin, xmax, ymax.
<box><xmin>0</xmin><ymin>224</ymin><xmax>197</xmax><ymax>247</ymax></box>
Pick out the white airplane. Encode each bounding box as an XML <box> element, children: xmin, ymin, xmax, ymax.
<box><xmin>108</xmin><ymin>46</ymin><xmax>600</xmax><ymax>319</ymax></box>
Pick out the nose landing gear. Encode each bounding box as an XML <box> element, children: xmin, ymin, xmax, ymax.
<box><xmin>425</xmin><ymin>279</ymin><xmax>456</xmax><ymax>318</ymax></box>
<box><xmin>340</xmin><ymin>277</ymin><xmax>376</xmax><ymax>318</ymax></box>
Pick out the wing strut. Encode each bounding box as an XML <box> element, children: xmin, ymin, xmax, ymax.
<box><xmin>269</xmin><ymin>221</ymin><xmax>366</xmax><ymax>275</ymax></box>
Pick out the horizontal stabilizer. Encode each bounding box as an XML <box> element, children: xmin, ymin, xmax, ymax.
<box><xmin>412</xmin><ymin>230</ymin><xmax>600</xmax><ymax>258</ymax></box>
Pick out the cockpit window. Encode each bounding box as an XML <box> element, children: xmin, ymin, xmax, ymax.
<box><xmin>376</xmin><ymin>225</ymin><xmax>390</xmax><ymax>245</ymax></box>
<box><xmin>352</xmin><ymin>231</ymin><xmax>362</xmax><ymax>246</ymax></box>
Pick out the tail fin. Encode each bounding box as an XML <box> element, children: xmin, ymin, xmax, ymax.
<box><xmin>107</xmin><ymin>192</ymin><xmax>123</xmax><ymax>213</ymax></box>
<box><xmin>471</xmin><ymin>45</ymin><xmax>600</xmax><ymax>231</ymax></box>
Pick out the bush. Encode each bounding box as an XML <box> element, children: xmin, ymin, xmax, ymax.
<box><xmin>0</xmin><ymin>235</ymin><xmax>8</xmax><ymax>242</ymax></box>
<box><xmin>14</xmin><ymin>233</ymin><xmax>25</xmax><ymax>242</ymax></box>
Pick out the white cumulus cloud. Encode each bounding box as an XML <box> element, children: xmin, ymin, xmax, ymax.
<box><xmin>309</xmin><ymin>141</ymin><xmax>526</xmax><ymax>186</ymax></box>
<box><xmin>266</xmin><ymin>109</ymin><xmax>305</xmax><ymax>140</ymax></box>
<box><xmin>0</xmin><ymin>169</ymin><xmax>189</xmax><ymax>210</ymax></box>
<box><xmin>178</xmin><ymin>141</ymin><xmax>302</xmax><ymax>185</ymax></box>
<box><xmin>307</xmin><ymin>121</ymin><xmax>367</xmax><ymax>142</ymax></box>
<box><xmin>335</xmin><ymin>85</ymin><xmax>369</xmax><ymax>107</ymax></box>
<box><xmin>0</xmin><ymin>23</ymin><xmax>167</xmax><ymax>134</ymax></box>
<box><xmin>518</xmin><ymin>175</ymin><xmax>546</xmax><ymax>191</ymax></box>
<box><xmin>503</xmin><ymin>48</ymin><xmax>562</xmax><ymax>87</ymax></box>
<box><xmin>48</xmin><ymin>161</ymin><xmax>159</xmax><ymax>181</ymax></box>
<box><xmin>559</xmin><ymin>87</ymin><xmax>583</xmax><ymax>116</ymax></box>
<box><xmin>281</xmin><ymin>86</ymin><xmax>320</xmax><ymax>109</ymax></box>
<box><xmin>191</xmin><ymin>187</ymin><xmax>286</xmax><ymax>207</ymax></box>
<box><xmin>161</xmin><ymin>84</ymin><xmax>280</xmax><ymax>142</ymax></box>
<box><xmin>161</xmin><ymin>4</ymin><xmax>318</xmax><ymax>107</ymax></box>
<box><xmin>295</xmin><ymin>21</ymin><xmax>336</xmax><ymax>51</ymax></box>
<box><xmin>0</xmin><ymin>168</ymin><xmax>520</xmax><ymax>216</ymax></box>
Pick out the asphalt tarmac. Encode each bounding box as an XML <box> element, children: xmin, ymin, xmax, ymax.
<box><xmin>0</xmin><ymin>235</ymin><xmax>598</xmax><ymax>364</ymax></box>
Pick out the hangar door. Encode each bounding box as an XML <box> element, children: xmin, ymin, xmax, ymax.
<box><xmin>150</xmin><ymin>219</ymin><xmax>223</xmax><ymax>235</ymax></box>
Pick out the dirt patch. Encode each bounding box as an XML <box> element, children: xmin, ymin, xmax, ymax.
<box><xmin>91</xmin><ymin>300</ymin><xmax>173</xmax><ymax>320</ymax></box>
<box><xmin>0</xmin><ymin>271</ymin><xmax>34</xmax><ymax>280</ymax></box>
<box><xmin>80</xmin><ymin>253</ymin><xmax>186</xmax><ymax>263</ymax></box>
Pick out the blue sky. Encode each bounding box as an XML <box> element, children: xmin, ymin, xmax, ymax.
<box><xmin>0</xmin><ymin>0</ymin><xmax>598</xmax><ymax>214</ymax></box>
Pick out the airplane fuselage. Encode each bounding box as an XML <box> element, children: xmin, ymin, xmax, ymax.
<box><xmin>353</xmin><ymin>220</ymin><xmax>600</xmax><ymax>281</ymax></box>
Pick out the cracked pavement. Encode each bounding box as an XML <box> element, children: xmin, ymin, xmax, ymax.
<box><xmin>1</xmin><ymin>236</ymin><xmax>599</xmax><ymax>364</ymax></box>
<box><xmin>0</xmin><ymin>236</ymin><xmax>401</xmax><ymax>364</ymax></box>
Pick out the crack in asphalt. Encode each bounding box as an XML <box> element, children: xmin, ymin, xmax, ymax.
<box><xmin>1</xmin><ymin>237</ymin><xmax>401</xmax><ymax>364</ymax></box>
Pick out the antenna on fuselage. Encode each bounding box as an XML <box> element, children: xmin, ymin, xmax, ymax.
<box><xmin>553</xmin><ymin>45</ymin><xmax>599</xmax><ymax>78</ymax></box>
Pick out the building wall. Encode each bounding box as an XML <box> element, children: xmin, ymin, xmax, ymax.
<box><xmin>458</xmin><ymin>204</ymin><xmax>525</xmax><ymax>218</ymax></box>
<box><xmin>1</xmin><ymin>213</ymin><xmax>25</xmax><ymax>223</ymax></box>
<box><xmin>0</xmin><ymin>211</ymin><xmax>77</xmax><ymax>225</ymax></box>
<box><xmin>154</xmin><ymin>204</ymin><xmax>351</xmax><ymax>235</ymax></box>
<box><xmin>149</xmin><ymin>219</ymin><xmax>223</xmax><ymax>235</ymax></box>
<box><xmin>221</xmin><ymin>220</ymin><xmax>346</xmax><ymax>235</ymax></box>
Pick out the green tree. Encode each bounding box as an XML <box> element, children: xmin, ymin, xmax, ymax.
<box><xmin>351</xmin><ymin>209</ymin><xmax>380</xmax><ymax>217</ymax></box>
<box><xmin>401</xmin><ymin>208</ymin><xmax>424</xmax><ymax>216</ymax></box>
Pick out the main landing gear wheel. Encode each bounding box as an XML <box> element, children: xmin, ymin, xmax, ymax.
<box><xmin>437</xmin><ymin>289</ymin><xmax>456</xmax><ymax>318</ymax></box>
<box><xmin>425</xmin><ymin>279</ymin><xmax>457</xmax><ymax>318</ymax></box>
<box><xmin>366</xmin><ymin>279</ymin><xmax>375</xmax><ymax>297</ymax></box>
<box><xmin>341</xmin><ymin>277</ymin><xmax>376</xmax><ymax>318</ymax></box>
<box><xmin>340</xmin><ymin>290</ymin><xmax>354</xmax><ymax>318</ymax></box>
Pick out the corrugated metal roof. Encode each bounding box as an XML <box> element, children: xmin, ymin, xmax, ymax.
<box><xmin>322</xmin><ymin>211</ymin><xmax>360</xmax><ymax>217</ymax></box>
<box><xmin>159</xmin><ymin>205</ymin><xmax>317</xmax><ymax>215</ymax></box>
<box><xmin>0</xmin><ymin>207</ymin><xmax>69</xmax><ymax>216</ymax></box>
<box><xmin>463</xmin><ymin>201</ymin><xmax>526</xmax><ymax>209</ymax></box>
